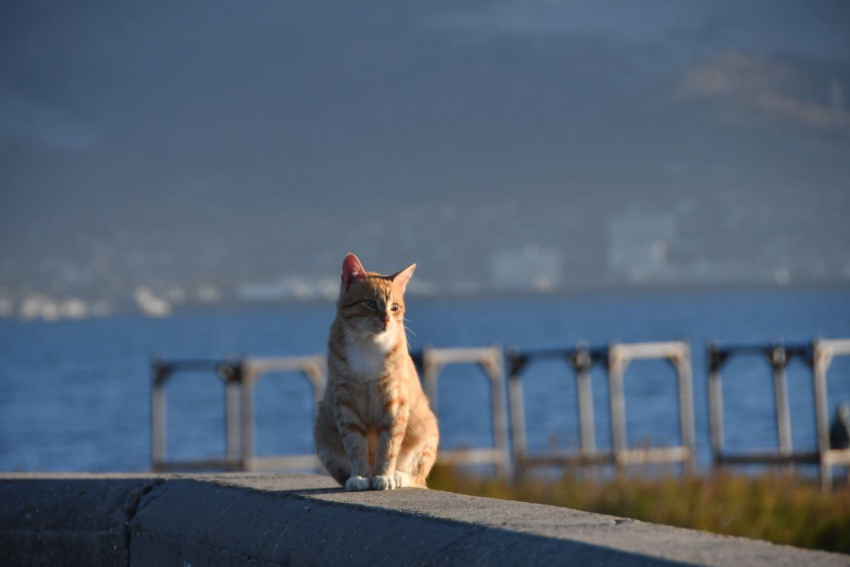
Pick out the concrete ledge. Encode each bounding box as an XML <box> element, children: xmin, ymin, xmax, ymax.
<box><xmin>1</xmin><ymin>473</ymin><xmax>846</xmax><ymax>566</ymax></box>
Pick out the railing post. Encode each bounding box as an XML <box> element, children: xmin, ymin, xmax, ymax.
<box><xmin>484</xmin><ymin>345</ymin><xmax>511</xmax><ymax>480</ymax></box>
<box><xmin>768</xmin><ymin>345</ymin><xmax>793</xmax><ymax>472</ymax></box>
<box><xmin>608</xmin><ymin>343</ymin><xmax>627</xmax><ymax>476</ymax></box>
<box><xmin>812</xmin><ymin>339</ymin><xmax>833</xmax><ymax>492</ymax></box>
<box><xmin>674</xmin><ymin>344</ymin><xmax>697</xmax><ymax>476</ymax></box>
<box><xmin>238</xmin><ymin>361</ymin><xmax>255</xmax><ymax>472</ymax></box>
<box><xmin>707</xmin><ymin>342</ymin><xmax>726</xmax><ymax>470</ymax></box>
<box><xmin>219</xmin><ymin>362</ymin><xmax>242</xmax><ymax>467</ymax></box>
<box><xmin>150</xmin><ymin>359</ymin><xmax>169</xmax><ymax>471</ymax></box>
<box><xmin>571</xmin><ymin>346</ymin><xmax>597</xmax><ymax>480</ymax></box>
<box><xmin>506</xmin><ymin>349</ymin><xmax>528</xmax><ymax>481</ymax></box>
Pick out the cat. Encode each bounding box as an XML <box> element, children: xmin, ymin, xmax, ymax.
<box><xmin>314</xmin><ymin>253</ymin><xmax>439</xmax><ymax>491</ymax></box>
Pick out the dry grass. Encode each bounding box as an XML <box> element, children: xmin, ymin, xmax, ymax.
<box><xmin>428</xmin><ymin>466</ymin><xmax>850</xmax><ymax>555</ymax></box>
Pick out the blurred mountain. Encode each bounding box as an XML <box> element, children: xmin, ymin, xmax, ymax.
<box><xmin>1</xmin><ymin>1</ymin><xmax>849</xmax><ymax>311</ymax></box>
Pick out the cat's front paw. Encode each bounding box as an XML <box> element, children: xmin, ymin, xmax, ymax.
<box><xmin>371</xmin><ymin>475</ymin><xmax>397</xmax><ymax>490</ymax></box>
<box><xmin>345</xmin><ymin>475</ymin><xmax>371</xmax><ymax>492</ymax></box>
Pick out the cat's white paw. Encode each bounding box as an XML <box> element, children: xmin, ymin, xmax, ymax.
<box><xmin>393</xmin><ymin>470</ymin><xmax>413</xmax><ymax>488</ymax></box>
<box><xmin>371</xmin><ymin>475</ymin><xmax>397</xmax><ymax>490</ymax></box>
<box><xmin>345</xmin><ymin>475</ymin><xmax>371</xmax><ymax>492</ymax></box>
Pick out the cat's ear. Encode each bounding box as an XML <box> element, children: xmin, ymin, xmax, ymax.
<box><xmin>391</xmin><ymin>263</ymin><xmax>416</xmax><ymax>293</ymax></box>
<box><xmin>342</xmin><ymin>253</ymin><xmax>366</xmax><ymax>291</ymax></box>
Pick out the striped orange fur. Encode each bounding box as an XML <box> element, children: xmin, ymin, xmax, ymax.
<box><xmin>314</xmin><ymin>253</ymin><xmax>439</xmax><ymax>491</ymax></box>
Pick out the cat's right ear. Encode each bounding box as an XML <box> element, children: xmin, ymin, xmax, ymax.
<box><xmin>342</xmin><ymin>253</ymin><xmax>366</xmax><ymax>291</ymax></box>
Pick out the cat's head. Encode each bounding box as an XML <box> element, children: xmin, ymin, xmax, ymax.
<box><xmin>337</xmin><ymin>253</ymin><xmax>415</xmax><ymax>340</ymax></box>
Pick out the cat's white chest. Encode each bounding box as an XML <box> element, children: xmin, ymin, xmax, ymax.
<box><xmin>345</xmin><ymin>335</ymin><xmax>395</xmax><ymax>379</ymax></box>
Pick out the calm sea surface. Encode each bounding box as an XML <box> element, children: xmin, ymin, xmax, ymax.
<box><xmin>1</xmin><ymin>288</ymin><xmax>849</xmax><ymax>474</ymax></box>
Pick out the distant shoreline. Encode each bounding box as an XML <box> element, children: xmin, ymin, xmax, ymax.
<box><xmin>1</xmin><ymin>280</ymin><xmax>847</xmax><ymax>323</ymax></box>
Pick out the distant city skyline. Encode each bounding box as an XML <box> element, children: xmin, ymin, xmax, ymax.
<box><xmin>2</xmin><ymin>1</ymin><xmax>849</xmax><ymax>319</ymax></box>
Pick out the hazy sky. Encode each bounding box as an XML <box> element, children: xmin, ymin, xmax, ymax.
<box><xmin>2</xmin><ymin>1</ymin><xmax>849</xmax><ymax>297</ymax></box>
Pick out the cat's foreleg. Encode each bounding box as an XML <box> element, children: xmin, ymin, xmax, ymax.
<box><xmin>335</xmin><ymin>406</ymin><xmax>372</xmax><ymax>491</ymax></box>
<box><xmin>372</xmin><ymin>402</ymin><xmax>410</xmax><ymax>490</ymax></box>
<box><xmin>318</xmin><ymin>448</ymin><xmax>351</xmax><ymax>486</ymax></box>
<box><xmin>395</xmin><ymin>407</ymin><xmax>439</xmax><ymax>488</ymax></box>
<box><xmin>395</xmin><ymin>435</ymin><xmax>437</xmax><ymax>488</ymax></box>
<box><xmin>411</xmin><ymin>441</ymin><xmax>438</xmax><ymax>488</ymax></box>
<box><xmin>314</xmin><ymin>407</ymin><xmax>351</xmax><ymax>485</ymax></box>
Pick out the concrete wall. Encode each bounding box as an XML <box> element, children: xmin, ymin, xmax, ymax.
<box><xmin>0</xmin><ymin>472</ymin><xmax>846</xmax><ymax>567</ymax></box>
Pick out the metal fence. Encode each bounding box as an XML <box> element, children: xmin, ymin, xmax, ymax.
<box><xmin>708</xmin><ymin>338</ymin><xmax>850</xmax><ymax>491</ymax></box>
<box><xmin>507</xmin><ymin>341</ymin><xmax>695</xmax><ymax>478</ymax></box>
<box><xmin>415</xmin><ymin>345</ymin><xmax>511</xmax><ymax>479</ymax></box>
<box><xmin>151</xmin><ymin>337</ymin><xmax>849</xmax><ymax>490</ymax></box>
<box><xmin>150</xmin><ymin>354</ymin><xmax>325</xmax><ymax>473</ymax></box>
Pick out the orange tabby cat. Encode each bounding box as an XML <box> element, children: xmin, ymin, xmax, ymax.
<box><xmin>314</xmin><ymin>253</ymin><xmax>439</xmax><ymax>491</ymax></box>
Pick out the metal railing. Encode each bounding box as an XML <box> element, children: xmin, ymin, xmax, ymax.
<box><xmin>238</xmin><ymin>355</ymin><xmax>326</xmax><ymax>472</ymax></box>
<box><xmin>507</xmin><ymin>341</ymin><xmax>695</xmax><ymax>478</ymax></box>
<box><xmin>707</xmin><ymin>341</ymin><xmax>813</xmax><ymax>471</ymax></box>
<box><xmin>609</xmin><ymin>341</ymin><xmax>696</xmax><ymax>475</ymax></box>
<box><xmin>416</xmin><ymin>345</ymin><xmax>511</xmax><ymax>479</ymax></box>
<box><xmin>150</xmin><ymin>358</ymin><xmax>243</xmax><ymax>472</ymax></box>
<box><xmin>507</xmin><ymin>344</ymin><xmax>607</xmax><ymax>473</ymax></box>
<box><xmin>708</xmin><ymin>338</ymin><xmax>850</xmax><ymax>490</ymax></box>
<box><xmin>150</xmin><ymin>354</ymin><xmax>326</xmax><ymax>473</ymax></box>
<box><xmin>813</xmin><ymin>338</ymin><xmax>850</xmax><ymax>491</ymax></box>
<box><xmin>151</xmin><ymin>337</ymin><xmax>849</xmax><ymax>490</ymax></box>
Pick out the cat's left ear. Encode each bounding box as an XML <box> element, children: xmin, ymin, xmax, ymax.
<box><xmin>391</xmin><ymin>263</ymin><xmax>416</xmax><ymax>293</ymax></box>
<box><xmin>342</xmin><ymin>253</ymin><xmax>367</xmax><ymax>291</ymax></box>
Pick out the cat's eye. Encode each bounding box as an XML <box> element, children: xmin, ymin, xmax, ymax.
<box><xmin>391</xmin><ymin>303</ymin><xmax>399</xmax><ymax>312</ymax></box>
<box><xmin>364</xmin><ymin>300</ymin><xmax>377</xmax><ymax>310</ymax></box>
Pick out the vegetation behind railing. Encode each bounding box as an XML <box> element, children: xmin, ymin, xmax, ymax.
<box><xmin>428</xmin><ymin>467</ymin><xmax>850</xmax><ymax>555</ymax></box>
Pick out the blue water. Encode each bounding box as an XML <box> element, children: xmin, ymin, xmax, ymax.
<box><xmin>1</xmin><ymin>288</ymin><xmax>849</xmax><ymax>474</ymax></box>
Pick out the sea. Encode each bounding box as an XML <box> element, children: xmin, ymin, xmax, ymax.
<box><xmin>1</xmin><ymin>287</ymin><xmax>849</xmax><ymax>475</ymax></box>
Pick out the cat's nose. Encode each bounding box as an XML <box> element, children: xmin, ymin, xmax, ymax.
<box><xmin>381</xmin><ymin>315</ymin><xmax>389</xmax><ymax>327</ymax></box>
